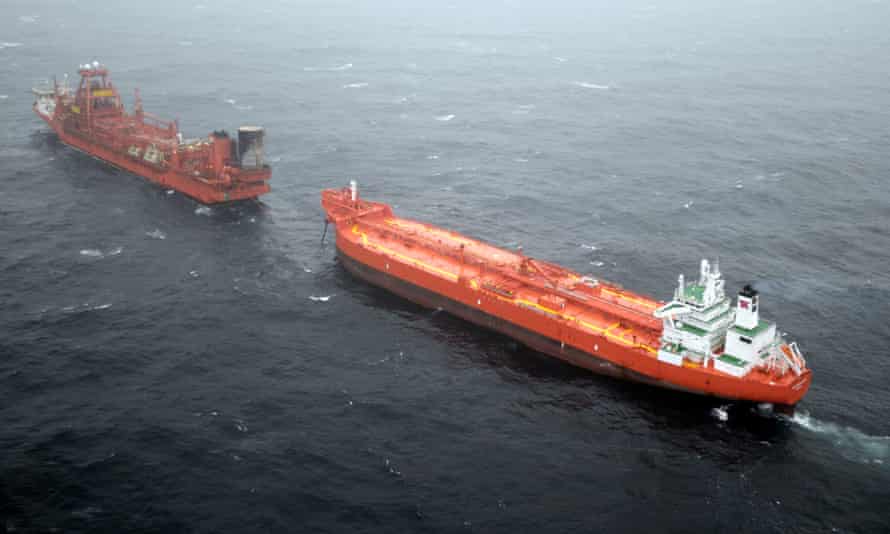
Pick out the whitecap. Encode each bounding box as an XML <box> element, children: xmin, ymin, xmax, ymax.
<box><xmin>514</xmin><ymin>158</ymin><xmax>529</xmax><ymax>163</ymax></box>
<box><xmin>580</xmin><ymin>244</ymin><xmax>598</xmax><ymax>251</ymax></box>
<box><xmin>224</xmin><ymin>98</ymin><xmax>236</xmax><ymax>105</ymax></box>
<box><xmin>426</xmin><ymin>154</ymin><xmax>440</xmax><ymax>160</ymax></box>
<box><xmin>711</xmin><ymin>405</ymin><xmax>730</xmax><ymax>422</ymax></box>
<box><xmin>0</xmin><ymin>95</ymin><xmax>8</xmax><ymax>100</ymax></box>
<box><xmin>683</xmin><ymin>201</ymin><xmax>694</xmax><ymax>209</ymax></box>
<box><xmin>18</xmin><ymin>15</ymin><xmax>37</xmax><ymax>23</ymax></box>
<box><xmin>1</xmin><ymin>42</ymin><xmax>24</xmax><ymax>49</ymax></box>
<box><xmin>434</xmin><ymin>114</ymin><xmax>455</xmax><ymax>122</ymax></box>
<box><xmin>342</xmin><ymin>82</ymin><xmax>368</xmax><ymax>89</ymax></box>
<box><xmin>309</xmin><ymin>295</ymin><xmax>332</xmax><ymax>302</ymax></box>
<box><xmin>735</xmin><ymin>183</ymin><xmax>744</xmax><ymax>189</ymax></box>
<box><xmin>573</xmin><ymin>81</ymin><xmax>610</xmax><ymax>90</ymax></box>
<box><xmin>554</xmin><ymin>56</ymin><xmax>568</xmax><ymax>62</ymax></box>
<box><xmin>146</xmin><ymin>229</ymin><xmax>167</xmax><ymax>240</ymax></box>
<box><xmin>303</xmin><ymin>63</ymin><xmax>353</xmax><ymax>72</ymax></box>
<box><xmin>80</xmin><ymin>249</ymin><xmax>104</xmax><ymax>258</ymax></box>
<box><xmin>194</xmin><ymin>206</ymin><xmax>211</xmax><ymax>216</ymax></box>
<box><xmin>106</xmin><ymin>246</ymin><xmax>123</xmax><ymax>256</ymax></box>
<box><xmin>166</xmin><ymin>189</ymin><xmax>175</xmax><ymax>195</ymax></box>
<box><xmin>189</xmin><ymin>270</ymin><xmax>200</xmax><ymax>278</ymax></box>
<box><xmin>590</xmin><ymin>260</ymin><xmax>605</xmax><ymax>267</ymax></box>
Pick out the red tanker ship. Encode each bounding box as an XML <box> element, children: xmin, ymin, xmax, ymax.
<box><xmin>322</xmin><ymin>182</ymin><xmax>812</xmax><ymax>408</ymax></box>
<box><xmin>32</xmin><ymin>62</ymin><xmax>270</xmax><ymax>203</ymax></box>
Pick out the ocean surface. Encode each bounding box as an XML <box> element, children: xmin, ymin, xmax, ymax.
<box><xmin>2</xmin><ymin>0</ymin><xmax>889</xmax><ymax>532</ymax></box>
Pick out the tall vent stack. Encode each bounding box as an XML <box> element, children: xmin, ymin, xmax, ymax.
<box><xmin>237</xmin><ymin>126</ymin><xmax>265</xmax><ymax>168</ymax></box>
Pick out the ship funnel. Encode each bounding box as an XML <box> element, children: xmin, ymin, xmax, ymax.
<box><xmin>237</xmin><ymin>126</ymin><xmax>265</xmax><ymax>169</ymax></box>
<box><xmin>735</xmin><ymin>284</ymin><xmax>759</xmax><ymax>330</ymax></box>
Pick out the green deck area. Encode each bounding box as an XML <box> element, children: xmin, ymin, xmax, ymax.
<box><xmin>718</xmin><ymin>353</ymin><xmax>748</xmax><ymax>367</ymax></box>
<box><xmin>684</xmin><ymin>284</ymin><xmax>704</xmax><ymax>303</ymax></box>
<box><xmin>732</xmin><ymin>319</ymin><xmax>771</xmax><ymax>337</ymax></box>
<box><xmin>678</xmin><ymin>322</ymin><xmax>707</xmax><ymax>336</ymax></box>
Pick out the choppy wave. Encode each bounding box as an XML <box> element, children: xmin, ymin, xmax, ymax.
<box><xmin>342</xmin><ymin>82</ymin><xmax>368</xmax><ymax>89</ymax></box>
<box><xmin>146</xmin><ymin>229</ymin><xmax>167</xmax><ymax>240</ymax></box>
<box><xmin>56</xmin><ymin>302</ymin><xmax>112</xmax><ymax>314</ymax></box>
<box><xmin>573</xmin><ymin>81</ymin><xmax>610</xmax><ymax>90</ymax></box>
<box><xmin>303</xmin><ymin>63</ymin><xmax>353</xmax><ymax>72</ymax></box>
<box><xmin>435</xmin><ymin>114</ymin><xmax>455</xmax><ymax>122</ymax></box>
<box><xmin>790</xmin><ymin>411</ymin><xmax>889</xmax><ymax>465</ymax></box>
<box><xmin>80</xmin><ymin>247</ymin><xmax>122</xmax><ymax>258</ymax></box>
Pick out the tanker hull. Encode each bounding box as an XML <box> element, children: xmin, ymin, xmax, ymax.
<box><xmin>328</xmin><ymin>209</ymin><xmax>812</xmax><ymax>408</ymax></box>
<box><xmin>33</xmin><ymin>63</ymin><xmax>271</xmax><ymax>204</ymax></box>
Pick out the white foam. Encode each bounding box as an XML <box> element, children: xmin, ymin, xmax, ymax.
<box><xmin>1</xmin><ymin>42</ymin><xmax>24</xmax><ymax>49</ymax></box>
<box><xmin>573</xmin><ymin>81</ymin><xmax>610</xmax><ymax>90</ymax></box>
<box><xmin>590</xmin><ymin>260</ymin><xmax>605</xmax><ymax>267</ymax></box>
<box><xmin>554</xmin><ymin>56</ymin><xmax>568</xmax><ymax>63</ymax></box>
<box><xmin>435</xmin><ymin>114</ymin><xmax>455</xmax><ymax>122</ymax></box>
<box><xmin>735</xmin><ymin>183</ymin><xmax>744</xmax><ymax>189</ymax></box>
<box><xmin>0</xmin><ymin>95</ymin><xmax>8</xmax><ymax>100</ymax></box>
<box><xmin>683</xmin><ymin>201</ymin><xmax>694</xmax><ymax>209</ymax></box>
<box><xmin>60</xmin><ymin>302</ymin><xmax>112</xmax><ymax>314</ymax></box>
<box><xmin>580</xmin><ymin>244</ymin><xmax>598</xmax><ymax>250</ymax></box>
<box><xmin>224</xmin><ymin>98</ymin><xmax>236</xmax><ymax>105</ymax></box>
<box><xmin>303</xmin><ymin>63</ymin><xmax>353</xmax><ymax>72</ymax></box>
<box><xmin>146</xmin><ymin>229</ymin><xmax>167</xmax><ymax>240</ymax></box>
<box><xmin>342</xmin><ymin>82</ymin><xmax>368</xmax><ymax>89</ymax></box>
<box><xmin>18</xmin><ymin>15</ymin><xmax>37</xmax><ymax>23</ymax></box>
<box><xmin>790</xmin><ymin>411</ymin><xmax>890</xmax><ymax>464</ymax></box>
<box><xmin>426</xmin><ymin>154</ymin><xmax>440</xmax><ymax>160</ymax></box>
<box><xmin>194</xmin><ymin>206</ymin><xmax>211</xmax><ymax>216</ymax></box>
<box><xmin>80</xmin><ymin>246</ymin><xmax>122</xmax><ymax>258</ymax></box>
<box><xmin>711</xmin><ymin>405</ymin><xmax>730</xmax><ymax>422</ymax></box>
<box><xmin>309</xmin><ymin>295</ymin><xmax>332</xmax><ymax>302</ymax></box>
<box><xmin>166</xmin><ymin>189</ymin><xmax>175</xmax><ymax>195</ymax></box>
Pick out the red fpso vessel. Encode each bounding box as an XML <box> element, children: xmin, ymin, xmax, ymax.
<box><xmin>323</xmin><ymin>182</ymin><xmax>812</xmax><ymax>408</ymax></box>
<box><xmin>32</xmin><ymin>62</ymin><xmax>271</xmax><ymax>203</ymax></box>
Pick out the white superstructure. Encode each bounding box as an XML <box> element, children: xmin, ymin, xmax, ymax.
<box><xmin>654</xmin><ymin>259</ymin><xmax>805</xmax><ymax>378</ymax></box>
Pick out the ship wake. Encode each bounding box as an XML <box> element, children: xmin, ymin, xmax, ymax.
<box><xmin>788</xmin><ymin>411</ymin><xmax>889</xmax><ymax>466</ymax></box>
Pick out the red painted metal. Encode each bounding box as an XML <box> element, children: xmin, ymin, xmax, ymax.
<box><xmin>322</xmin><ymin>186</ymin><xmax>812</xmax><ymax>406</ymax></box>
<box><xmin>33</xmin><ymin>64</ymin><xmax>271</xmax><ymax>203</ymax></box>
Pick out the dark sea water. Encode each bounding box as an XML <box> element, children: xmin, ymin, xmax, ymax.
<box><xmin>2</xmin><ymin>0</ymin><xmax>889</xmax><ymax>532</ymax></box>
